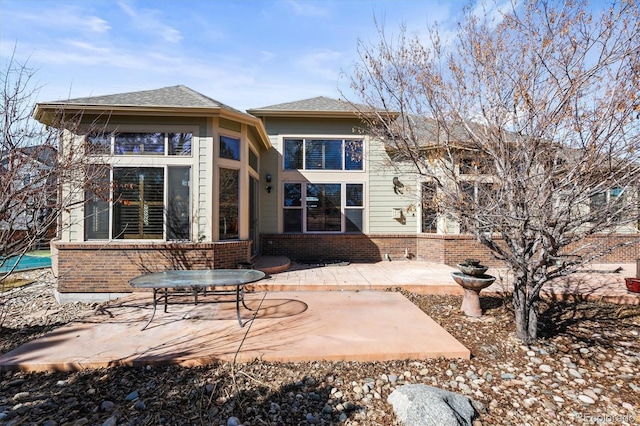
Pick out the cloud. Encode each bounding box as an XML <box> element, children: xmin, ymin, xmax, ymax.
<box><xmin>117</xmin><ymin>1</ymin><xmax>183</xmax><ymax>43</ymax></box>
<box><xmin>296</xmin><ymin>49</ymin><xmax>346</xmax><ymax>81</ymax></box>
<box><xmin>3</xmin><ymin>5</ymin><xmax>110</xmax><ymax>34</ymax></box>
<box><xmin>284</xmin><ymin>0</ymin><xmax>330</xmax><ymax>18</ymax></box>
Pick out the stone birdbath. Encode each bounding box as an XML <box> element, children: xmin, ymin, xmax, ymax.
<box><xmin>451</xmin><ymin>259</ymin><xmax>496</xmax><ymax>317</ymax></box>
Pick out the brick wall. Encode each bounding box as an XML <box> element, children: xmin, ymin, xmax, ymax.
<box><xmin>52</xmin><ymin>240</ymin><xmax>252</xmax><ymax>293</ymax></box>
<box><xmin>261</xmin><ymin>233</ymin><xmax>638</xmax><ymax>267</ymax></box>
<box><xmin>51</xmin><ymin>233</ymin><xmax>637</xmax><ymax>294</ymax></box>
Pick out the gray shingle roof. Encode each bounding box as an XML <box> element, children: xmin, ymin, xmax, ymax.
<box><xmin>55</xmin><ymin>85</ymin><xmax>242</xmax><ymax>113</ymax></box>
<box><xmin>248</xmin><ymin>96</ymin><xmax>359</xmax><ymax>113</ymax></box>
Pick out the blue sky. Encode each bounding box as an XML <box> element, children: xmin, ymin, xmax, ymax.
<box><xmin>0</xmin><ymin>0</ymin><xmax>467</xmax><ymax>111</ymax></box>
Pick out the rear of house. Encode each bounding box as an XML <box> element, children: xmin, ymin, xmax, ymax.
<box><xmin>33</xmin><ymin>86</ymin><xmax>639</xmax><ymax>302</ymax></box>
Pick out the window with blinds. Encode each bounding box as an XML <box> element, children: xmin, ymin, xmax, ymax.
<box><xmin>85</xmin><ymin>166</ymin><xmax>191</xmax><ymax>240</ymax></box>
<box><xmin>86</xmin><ymin>132</ymin><xmax>192</xmax><ymax>156</ymax></box>
<box><xmin>113</xmin><ymin>168</ymin><xmax>165</xmax><ymax>239</ymax></box>
<box><xmin>283</xmin><ymin>138</ymin><xmax>363</xmax><ymax>171</ymax></box>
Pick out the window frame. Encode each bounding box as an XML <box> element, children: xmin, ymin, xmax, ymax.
<box><xmin>421</xmin><ymin>181</ymin><xmax>438</xmax><ymax>233</ymax></box>
<box><xmin>86</xmin><ymin>132</ymin><xmax>193</xmax><ymax>156</ymax></box>
<box><xmin>282</xmin><ymin>182</ymin><xmax>365</xmax><ymax>233</ymax></box>
<box><xmin>282</xmin><ymin>137</ymin><xmax>364</xmax><ymax>171</ymax></box>
<box><xmin>84</xmin><ymin>165</ymin><xmax>192</xmax><ymax>242</ymax></box>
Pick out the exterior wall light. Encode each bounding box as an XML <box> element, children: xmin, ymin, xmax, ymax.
<box><xmin>265</xmin><ymin>173</ymin><xmax>272</xmax><ymax>193</ymax></box>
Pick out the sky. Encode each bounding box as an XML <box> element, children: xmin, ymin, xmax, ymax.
<box><xmin>0</xmin><ymin>0</ymin><xmax>468</xmax><ymax>112</ymax></box>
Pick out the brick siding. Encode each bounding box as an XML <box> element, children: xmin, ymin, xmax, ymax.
<box><xmin>50</xmin><ymin>234</ymin><xmax>637</xmax><ymax>294</ymax></box>
<box><xmin>51</xmin><ymin>240</ymin><xmax>252</xmax><ymax>293</ymax></box>
<box><xmin>261</xmin><ymin>233</ymin><xmax>638</xmax><ymax>267</ymax></box>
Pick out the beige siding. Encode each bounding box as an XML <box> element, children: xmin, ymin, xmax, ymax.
<box><xmin>197</xmin><ymin>122</ymin><xmax>210</xmax><ymax>241</ymax></box>
<box><xmin>260</xmin><ymin>136</ymin><xmax>280</xmax><ymax>233</ymax></box>
<box><xmin>367</xmin><ymin>140</ymin><xmax>420</xmax><ymax>234</ymax></box>
<box><xmin>263</xmin><ymin>117</ymin><xmax>362</xmax><ymax>135</ymax></box>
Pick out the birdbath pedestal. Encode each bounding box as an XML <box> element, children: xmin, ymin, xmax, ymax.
<box><xmin>451</xmin><ymin>260</ymin><xmax>496</xmax><ymax>317</ymax></box>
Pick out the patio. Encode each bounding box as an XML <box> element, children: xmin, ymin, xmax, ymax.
<box><xmin>0</xmin><ymin>259</ymin><xmax>637</xmax><ymax>372</ymax></box>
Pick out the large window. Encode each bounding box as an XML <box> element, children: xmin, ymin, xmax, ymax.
<box><xmin>86</xmin><ymin>132</ymin><xmax>192</xmax><ymax>156</ymax></box>
<box><xmin>113</xmin><ymin>168</ymin><xmax>165</xmax><ymax>239</ymax></box>
<box><xmin>84</xmin><ymin>166</ymin><xmax>191</xmax><ymax>240</ymax></box>
<box><xmin>219</xmin><ymin>168</ymin><xmax>239</xmax><ymax>239</ymax></box>
<box><xmin>307</xmin><ymin>183</ymin><xmax>341</xmax><ymax>231</ymax></box>
<box><xmin>283</xmin><ymin>183</ymin><xmax>364</xmax><ymax>233</ymax></box>
<box><xmin>284</xmin><ymin>138</ymin><xmax>363</xmax><ymax>171</ymax></box>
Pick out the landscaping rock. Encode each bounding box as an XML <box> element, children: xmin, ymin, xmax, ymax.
<box><xmin>388</xmin><ymin>384</ymin><xmax>477</xmax><ymax>426</ymax></box>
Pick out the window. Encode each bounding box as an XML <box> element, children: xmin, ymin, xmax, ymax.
<box><xmin>219</xmin><ymin>168</ymin><xmax>239</xmax><ymax>239</ymax></box>
<box><xmin>283</xmin><ymin>182</ymin><xmax>364</xmax><ymax>233</ymax></box>
<box><xmin>84</xmin><ymin>165</ymin><xmax>110</xmax><ymax>240</ymax></box>
<box><xmin>169</xmin><ymin>133</ymin><xmax>192</xmax><ymax>155</ymax></box>
<box><xmin>283</xmin><ymin>138</ymin><xmax>363</xmax><ymax>171</ymax></box>
<box><xmin>85</xmin><ymin>133</ymin><xmax>111</xmax><ymax>155</ymax></box>
<box><xmin>249</xmin><ymin>149</ymin><xmax>258</xmax><ymax>171</ymax></box>
<box><xmin>421</xmin><ymin>182</ymin><xmax>438</xmax><ymax>233</ymax></box>
<box><xmin>113</xmin><ymin>168</ymin><xmax>164</xmax><ymax>239</ymax></box>
<box><xmin>220</xmin><ymin>135</ymin><xmax>240</xmax><ymax>160</ymax></box>
<box><xmin>167</xmin><ymin>167</ymin><xmax>191</xmax><ymax>240</ymax></box>
<box><xmin>459</xmin><ymin>181</ymin><xmax>497</xmax><ymax>233</ymax></box>
<box><xmin>591</xmin><ymin>188</ymin><xmax>626</xmax><ymax>223</ymax></box>
<box><xmin>86</xmin><ymin>132</ymin><xmax>192</xmax><ymax>156</ymax></box>
<box><xmin>345</xmin><ymin>184</ymin><xmax>364</xmax><ymax>232</ymax></box>
<box><xmin>85</xmin><ymin>166</ymin><xmax>191</xmax><ymax>240</ymax></box>
<box><xmin>307</xmin><ymin>183</ymin><xmax>341</xmax><ymax>231</ymax></box>
<box><xmin>458</xmin><ymin>153</ymin><xmax>492</xmax><ymax>175</ymax></box>
<box><xmin>283</xmin><ymin>183</ymin><xmax>303</xmax><ymax>233</ymax></box>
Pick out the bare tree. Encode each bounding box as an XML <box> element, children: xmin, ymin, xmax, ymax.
<box><xmin>350</xmin><ymin>0</ymin><xmax>640</xmax><ymax>343</ymax></box>
<box><xmin>0</xmin><ymin>50</ymin><xmax>108</xmax><ymax>315</ymax></box>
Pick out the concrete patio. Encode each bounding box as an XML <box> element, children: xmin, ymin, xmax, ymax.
<box><xmin>0</xmin><ymin>259</ymin><xmax>637</xmax><ymax>372</ymax></box>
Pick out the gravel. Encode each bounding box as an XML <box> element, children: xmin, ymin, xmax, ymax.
<box><xmin>1</xmin><ymin>270</ymin><xmax>639</xmax><ymax>425</ymax></box>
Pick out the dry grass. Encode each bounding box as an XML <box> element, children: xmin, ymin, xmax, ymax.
<box><xmin>0</xmin><ymin>277</ymin><xmax>34</xmax><ymax>292</ymax></box>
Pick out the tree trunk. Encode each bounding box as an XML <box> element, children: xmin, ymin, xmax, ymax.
<box><xmin>513</xmin><ymin>279</ymin><xmax>539</xmax><ymax>344</ymax></box>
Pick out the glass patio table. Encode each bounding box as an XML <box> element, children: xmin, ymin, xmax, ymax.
<box><xmin>129</xmin><ymin>269</ymin><xmax>265</xmax><ymax>330</ymax></box>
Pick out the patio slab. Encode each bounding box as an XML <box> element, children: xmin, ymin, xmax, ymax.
<box><xmin>2</xmin><ymin>259</ymin><xmax>637</xmax><ymax>373</ymax></box>
<box><xmin>0</xmin><ymin>290</ymin><xmax>470</xmax><ymax>372</ymax></box>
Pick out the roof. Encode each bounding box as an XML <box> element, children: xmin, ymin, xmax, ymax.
<box><xmin>247</xmin><ymin>96</ymin><xmax>385</xmax><ymax>119</ymax></box>
<box><xmin>33</xmin><ymin>86</ymin><xmax>271</xmax><ymax>150</ymax></box>
<box><xmin>49</xmin><ymin>85</ymin><xmax>243</xmax><ymax>113</ymax></box>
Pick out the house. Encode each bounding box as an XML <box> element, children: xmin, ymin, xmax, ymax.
<box><xmin>0</xmin><ymin>145</ymin><xmax>57</xmax><ymax>253</ymax></box>
<box><xmin>33</xmin><ymin>86</ymin><xmax>638</xmax><ymax>302</ymax></box>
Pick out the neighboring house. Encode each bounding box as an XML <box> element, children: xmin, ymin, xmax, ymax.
<box><xmin>33</xmin><ymin>86</ymin><xmax>638</xmax><ymax>302</ymax></box>
<box><xmin>0</xmin><ymin>145</ymin><xmax>57</xmax><ymax>252</ymax></box>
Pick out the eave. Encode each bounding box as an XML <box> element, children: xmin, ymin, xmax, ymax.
<box><xmin>246</xmin><ymin>109</ymin><xmax>400</xmax><ymax>121</ymax></box>
<box><xmin>33</xmin><ymin>103</ymin><xmax>272</xmax><ymax>150</ymax></box>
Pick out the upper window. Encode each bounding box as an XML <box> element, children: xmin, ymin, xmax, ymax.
<box><xmin>220</xmin><ymin>135</ymin><xmax>240</xmax><ymax>161</ymax></box>
<box><xmin>284</xmin><ymin>138</ymin><xmax>363</xmax><ymax>171</ymax></box>
<box><xmin>86</xmin><ymin>132</ymin><xmax>192</xmax><ymax>156</ymax></box>
<box><xmin>458</xmin><ymin>153</ymin><xmax>492</xmax><ymax>175</ymax></box>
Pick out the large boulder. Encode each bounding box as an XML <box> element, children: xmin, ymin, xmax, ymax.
<box><xmin>387</xmin><ymin>384</ymin><xmax>477</xmax><ymax>426</ymax></box>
